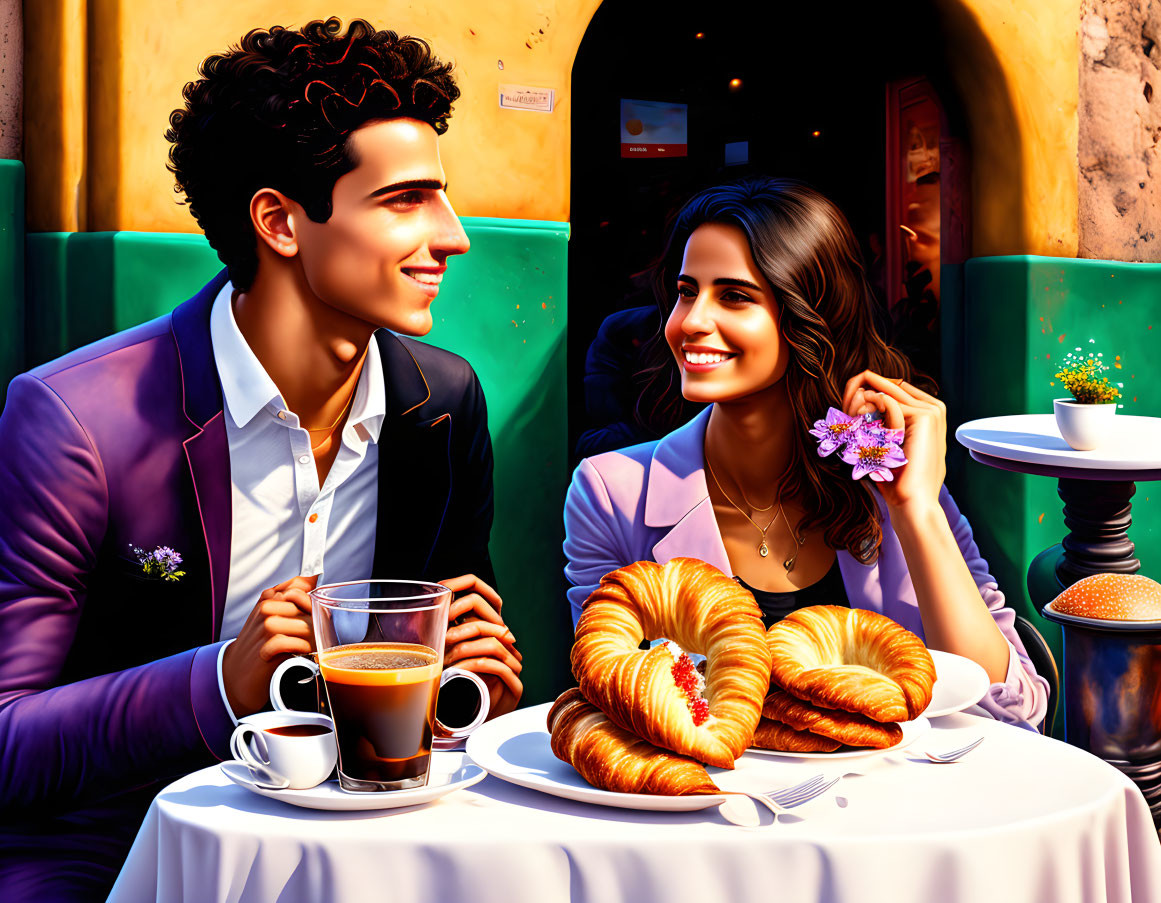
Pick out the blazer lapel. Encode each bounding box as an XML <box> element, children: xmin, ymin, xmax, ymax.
<box><xmin>372</xmin><ymin>332</ymin><xmax>452</xmax><ymax>579</ymax></box>
<box><xmin>639</xmin><ymin>407</ymin><xmax>922</xmax><ymax>631</ymax></box>
<box><xmin>643</xmin><ymin>408</ymin><xmax>732</xmax><ymax>575</ymax></box>
<box><xmin>172</xmin><ymin>269</ymin><xmax>233</xmax><ymax>641</ymax></box>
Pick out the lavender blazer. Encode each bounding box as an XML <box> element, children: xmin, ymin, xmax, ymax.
<box><xmin>0</xmin><ymin>270</ymin><xmax>497</xmax><ymax>899</ymax></box>
<box><xmin>563</xmin><ymin>406</ymin><xmax>1049</xmax><ymax>729</ymax></box>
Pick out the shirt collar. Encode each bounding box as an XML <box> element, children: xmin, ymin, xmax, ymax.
<box><xmin>210</xmin><ymin>280</ymin><xmax>281</xmax><ymax>428</ymax></box>
<box><xmin>209</xmin><ymin>280</ymin><xmax>386</xmax><ymax>443</ymax></box>
<box><xmin>350</xmin><ymin>334</ymin><xmax>386</xmax><ymax>444</ymax></box>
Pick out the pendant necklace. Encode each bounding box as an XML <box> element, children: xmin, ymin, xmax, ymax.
<box><xmin>706</xmin><ymin>456</ymin><xmax>806</xmax><ymax>570</ymax></box>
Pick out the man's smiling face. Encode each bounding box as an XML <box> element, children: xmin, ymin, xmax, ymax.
<box><xmin>289</xmin><ymin>117</ymin><xmax>470</xmax><ymax>336</ymax></box>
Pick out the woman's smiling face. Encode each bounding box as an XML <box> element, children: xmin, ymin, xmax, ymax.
<box><xmin>664</xmin><ymin>222</ymin><xmax>790</xmax><ymax>404</ymax></box>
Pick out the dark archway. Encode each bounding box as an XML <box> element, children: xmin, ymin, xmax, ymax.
<box><xmin>567</xmin><ymin>0</ymin><xmax>978</xmax><ymax>463</ymax></box>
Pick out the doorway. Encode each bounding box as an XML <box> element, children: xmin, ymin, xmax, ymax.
<box><xmin>568</xmin><ymin>0</ymin><xmax>970</xmax><ymax>463</ymax></box>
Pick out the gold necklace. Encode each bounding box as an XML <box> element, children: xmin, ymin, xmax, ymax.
<box><xmin>706</xmin><ymin>456</ymin><xmax>805</xmax><ymax>570</ymax></box>
<box><xmin>778</xmin><ymin>501</ymin><xmax>806</xmax><ymax>572</ymax></box>
<box><xmin>705</xmin><ymin>457</ymin><xmax>780</xmax><ymax>558</ymax></box>
<box><xmin>304</xmin><ymin>390</ymin><xmax>356</xmax><ymax>452</ymax></box>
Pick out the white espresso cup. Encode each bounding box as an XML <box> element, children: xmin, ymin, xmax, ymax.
<box><xmin>229</xmin><ymin>710</ymin><xmax>337</xmax><ymax>790</ymax></box>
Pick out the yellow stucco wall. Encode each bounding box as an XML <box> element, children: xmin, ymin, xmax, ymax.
<box><xmin>24</xmin><ymin>0</ymin><xmax>1078</xmax><ymax>255</ymax></box>
<box><xmin>26</xmin><ymin>0</ymin><xmax>602</xmax><ymax>232</ymax></box>
<box><xmin>935</xmin><ymin>0</ymin><xmax>1079</xmax><ymax>257</ymax></box>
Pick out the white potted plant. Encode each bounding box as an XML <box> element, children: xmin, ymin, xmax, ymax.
<box><xmin>1053</xmin><ymin>344</ymin><xmax>1123</xmax><ymax>451</ymax></box>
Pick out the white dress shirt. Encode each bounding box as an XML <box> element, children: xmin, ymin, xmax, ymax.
<box><xmin>208</xmin><ymin>281</ymin><xmax>384</xmax><ymax>720</ymax></box>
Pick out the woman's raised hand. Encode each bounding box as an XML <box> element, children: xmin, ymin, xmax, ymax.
<box><xmin>841</xmin><ymin>370</ymin><xmax>947</xmax><ymax>511</ymax></box>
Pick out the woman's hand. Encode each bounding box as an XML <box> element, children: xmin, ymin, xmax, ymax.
<box><xmin>439</xmin><ymin>574</ymin><xmax>523</xmax><ymax>719</ymax></box>
<box><xmin>841</xmin><ymin>370</ymin><xmax>947</xmax><ymax>512</ymax></box>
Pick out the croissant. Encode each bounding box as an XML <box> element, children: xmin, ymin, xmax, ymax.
<box><xmin>752</xmin><ymin>718</ymin><xmax>841</xmax><ymax>753</ymax></box>
<box><xmin>548</xmin><ymin>688</ymin><xmax>720</xmax><ymax>795</ymax></box>
<box><xmin>767</xmin><ymin>605</ymin><xmax>935</xmax><ymax>722</ymax></box>
<box><xmin>762</xmin><ymin>688</ymin><xmax>903</xmax><ymax>749</ymax></box>
<box><xmin>571</xmin><ymin>558</ymin><xmax>771</xmax><ymax>768</ymax></box>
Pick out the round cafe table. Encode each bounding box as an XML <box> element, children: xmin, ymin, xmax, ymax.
<box><xmin>954</xmin><ymin>413</ymin><xmax>1161</xmax><ymax>584</ymax></box>
<box><xmin>108</xmin><ymin>706</ymin><xmax>1161</xmax><ymax>903</ymax></box>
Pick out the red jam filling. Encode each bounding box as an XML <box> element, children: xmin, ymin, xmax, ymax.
<box><xmin>671</xmin><ymin>651</ymin><xmax>710</xmax><ymax>726</ymax></box>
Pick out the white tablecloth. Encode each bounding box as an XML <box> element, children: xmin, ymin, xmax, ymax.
<box><xmin>108</xmin><ymin>711</ymin><xmax>1161</xmax><ymax>903</ymax></box>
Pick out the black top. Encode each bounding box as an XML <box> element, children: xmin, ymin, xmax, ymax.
<box><xmin>735</xmin><ymin>557</ymin><xmax>850</xmax><ymax>630</ymax></box>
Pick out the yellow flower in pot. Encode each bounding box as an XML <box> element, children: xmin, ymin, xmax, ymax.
<box><xmin>1053</xmin><ymin>344</ymin><xmax>1123</xmax><ymax>451</ymax></box>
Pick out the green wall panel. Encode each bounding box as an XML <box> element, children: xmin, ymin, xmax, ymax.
<box><xmin>22</xmin><ymin>219</ymin><xmax>572</xmax><ymax>706</ymax></box>
<box><xmin>0</xmin><ymin>160</ymin><xmax>24</xmax><ymax>411</ymax></box>
<box><xmin>953</xmin><ymin>256</ymin><xmax>1161</xmax><ymax>697</ymax></box>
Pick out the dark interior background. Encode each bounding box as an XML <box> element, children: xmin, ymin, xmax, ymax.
<box><xmin>567</xmin><ymin>0</ymin><xmax>965</xmax><ymax>464</ymax></box>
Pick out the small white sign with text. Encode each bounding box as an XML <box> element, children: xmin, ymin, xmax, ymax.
<box><xmin>499</xmin><ymin>84</ymin><xmax>555</xmax><ymax>113</ymax></box>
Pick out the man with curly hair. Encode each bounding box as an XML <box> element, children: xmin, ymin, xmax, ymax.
<box><xmin>0</xmin><ymin>18</ymin><xmax>521</xmax><ymax>900</ymax></box>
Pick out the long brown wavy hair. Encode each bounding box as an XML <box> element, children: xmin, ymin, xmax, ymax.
<box><xmin>635</xmin><ymin>178</ymin><xmax>936</xmax><ymax>564</ymax></box>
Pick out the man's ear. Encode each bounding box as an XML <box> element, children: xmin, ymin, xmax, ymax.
<box><xmin>250</xmin><ymin>188</ymin><xmax>299</xmax><ymax>258</ymax></box>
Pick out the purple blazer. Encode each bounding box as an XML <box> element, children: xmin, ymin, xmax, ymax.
<box><xmin>563</xmin><ymin>406</ymin><xmax>1049</xmax><ymax>729</ymax></box>
<box><xmin>0</xmin><ymin>270</ymin><xmax>497</xmax><ymax>899</ymax></box>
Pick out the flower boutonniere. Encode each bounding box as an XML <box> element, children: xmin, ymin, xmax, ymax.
<box><xmin>130</xmin><ymin>544</ymin><xmax>186</xmax><ymax>582</ymax></box>
<box><xmin>810</xmin><ymin>408</ymin><xmax>907</xmax><ymax>482</ymax></box>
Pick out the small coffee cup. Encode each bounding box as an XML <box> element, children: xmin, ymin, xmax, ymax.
<box><xmin>230</xmin><ymin>710</ymin><xmax>337</xmax><ymax>791</ymax></box>
<box><xmin>270</xmin><ymin>658</ymin><xmax>490</xmax><ymax>742</ymax></box>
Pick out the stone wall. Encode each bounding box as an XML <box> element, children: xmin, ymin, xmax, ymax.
<box><xmin>0</xmin><ymin>0</ymin><xmax>20</xmax><ymax>160</ymax></box>
<box><xmin>1079</xmin><ymin>0</ymin><xmax>1161</xmax><ymax>260</ymax></box>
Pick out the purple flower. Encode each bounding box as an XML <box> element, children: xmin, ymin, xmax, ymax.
<box><xmin>840</xmin><ymin>429</ymin><xmax>908</xmax><ymax>482</ymax></box>
<box><xmin>152</xmin><ymin>546</ymin><xmax>183</xmax><ymax>570</ymax></box>
<box><xmin>858</xmin><ymin>418</ymin><xmax>905</xmax><ymax>448</ymax></box>
<box><xmin>130</xmin><ymin>543</ymin><xmax>186</xmax><ymax>583</ymax></box>
<box><xmin>809</xmin><ymin>407</ymin><xmax>861</xmax><ymax>457</ymax></box>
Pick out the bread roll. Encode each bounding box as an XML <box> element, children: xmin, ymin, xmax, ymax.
<box><xmin>1049</xmin><ymin>573</ymin><xmax>1161</xmax><ymax>621</ymax></box>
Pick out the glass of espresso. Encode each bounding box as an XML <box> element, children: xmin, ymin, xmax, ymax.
<box><xmin>311</xmin><ymin>580</ymin><xmax>482</xmax><ymax>792</ymax></box>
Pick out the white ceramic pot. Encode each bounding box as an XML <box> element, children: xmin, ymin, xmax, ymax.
<box><xmin>1053</xmin><ymin>397</ymin><xmax>1117</xmax><ymax>451</ymax></box>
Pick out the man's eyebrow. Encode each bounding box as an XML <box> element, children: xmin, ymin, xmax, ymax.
<box><xmin>369</xmin><ymin>179</ymin><xmax>447</xmax><ymax>198</ymax></box>
<box><xmin>676</xmin><ymin>274</ymin><xmax>764</xmax><ymax>291</ymax></box>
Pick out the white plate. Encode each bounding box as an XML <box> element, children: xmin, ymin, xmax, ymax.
<box><xmin>747</xmin><ymin>715</ymin><xmax>929</xmax><ymax>760</ymax></box>
<box><xmin>924</xmin><ymin>649</ymin><xmax>990</xmax><ymax>718</ymax></box>
<box><xmin>467</xmin><ymin>703</ymin><xmax>854</xmax><ymax>812</ymax></box>
<box><xmin>220</xmin><ymin>750</ymin><xmax>486</xmax><ymax>811</ymax></box>
<box><xmin>467</xmin><ymin>704</ymin><xmax>726</xmax><ymax>811</ymax></box>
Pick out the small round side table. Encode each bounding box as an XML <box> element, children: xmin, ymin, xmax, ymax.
<box><xmin>955</xmin><ymin>414</ymin><xmax>1161</xmax><ymax>585</ymax></box>
<box><xmin>956</xmin><ymin>413</ymin><xmax>1161</xmax><ymax>823</ymax></box>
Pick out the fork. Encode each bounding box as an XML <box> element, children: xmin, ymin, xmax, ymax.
<box><xmin>721</xmin><ymin>773</ymin><xmax>840</xmax><ymax>822</ymax></box>
<box><xmin>765</xmin><ymin>773</ymin><xmax>840</xmax><ymax>808</ymax></box>
<box><xmin>923</xmin><ymin>737</ymin><xmax>984</xmax><ymax>763</ymax></box>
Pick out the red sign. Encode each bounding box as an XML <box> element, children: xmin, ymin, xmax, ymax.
<box><xmin>620</xmin><ymin>143</ymin><xmax>687</xmax><ymax>158</ymax></box>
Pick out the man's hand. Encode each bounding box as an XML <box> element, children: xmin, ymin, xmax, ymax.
<box><xmin>222</xmin><ymin>575</ymin><xmax>318</xmax><ymax>717</ymax></box>
<box><xmin>439</xmin><ymin>574</ymin><xmax>523</xmax><ymax>719</ymax></box>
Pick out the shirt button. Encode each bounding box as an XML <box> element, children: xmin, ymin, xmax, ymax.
<box><xmin>309</xmin><ymin>513</ymin><xmax>318</xmax><ymax>524</ymax></box>
<box><xmin>278</xmin><ymin>411</ymin><xmax>287</xmax><ymax>420</ymax></box>
<box><xmin>298</xmin><ymin>455</ymin><xmax>311</xmax><ymax>465</ymax></box>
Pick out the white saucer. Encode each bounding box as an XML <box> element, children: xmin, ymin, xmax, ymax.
<box><xmin>220</xmin><ymin>750</ymin><xmax>486</xmax><ymax>811</ymax></box>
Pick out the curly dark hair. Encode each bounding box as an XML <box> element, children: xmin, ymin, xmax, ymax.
<box><xmin>165</xmin><ymin>17</ymin><xmax>460</xmax><ymax>290</ymax></box>
<box><xmin>635</xmin><ymin>178</ymin><xmax>937</xmax><ymax>564</ymax></box>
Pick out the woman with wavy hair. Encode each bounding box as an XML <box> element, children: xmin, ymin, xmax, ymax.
<box><xmin>563</xmin><ymin>177</ymin><xmax>1047</xmax><ymax>728</ymax></box>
